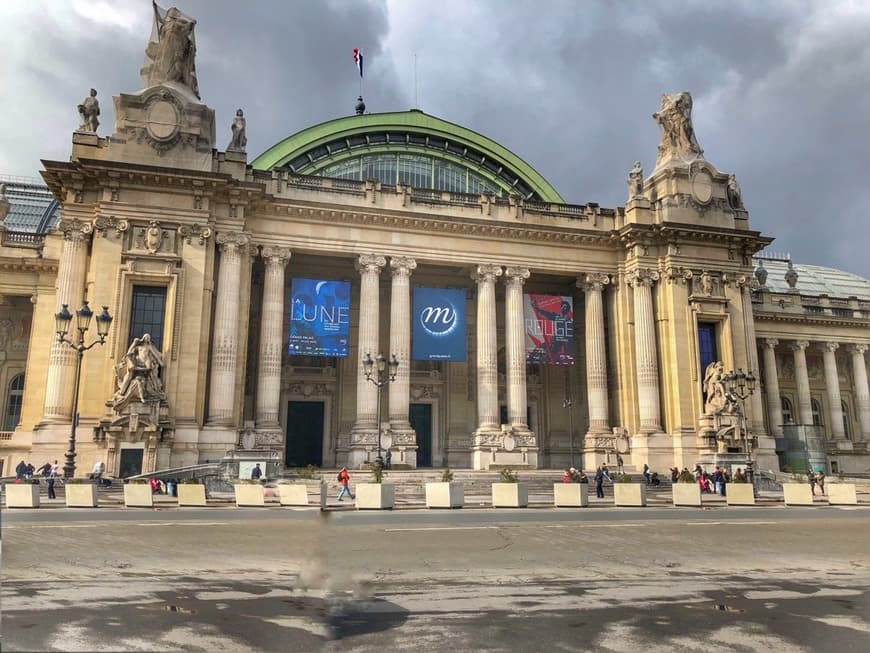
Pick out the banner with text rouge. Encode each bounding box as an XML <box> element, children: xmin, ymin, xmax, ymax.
<box><xmin>412</xmin><ymin>287</ymin><xmax>466</xmax><ymax>361</ymax></box>
<box><xmin>524</xmin><ymin>294</ymin><xmax>574</xmax><ymax>365</ymax></box>
<box><xmin>288</xmin><ymin>278</ymin><xmax>351</xmax><ymax>357</ymax></box>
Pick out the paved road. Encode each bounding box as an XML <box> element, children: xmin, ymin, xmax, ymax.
<box><xmin>3</xmin><ymin>506</ymin><xmax>869</xmax><ymax>651</ymax></box>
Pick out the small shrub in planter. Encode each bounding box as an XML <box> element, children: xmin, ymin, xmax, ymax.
<box><xmin>492</xmin><ymin>470</ymin><xmax>527</xmax><ymax>507</ymax></box>
<box><xmin>441</xmin><ymin>469</ymin><xmax>455</xmax><ymax>482</ymax></box>
<box><xmin>426</xmin><ymin>469</ymin><xmax>463</xmax><ymax>508</ymax></box>
<box><xmin>297</xmin><ymin>464</ymin><xmax>318</xmax><ymax>480</ymax></box>
<box><xmin>499</xmin><ymin>469</ymin><xmax>519</xmax><ymax>483</ymax></box>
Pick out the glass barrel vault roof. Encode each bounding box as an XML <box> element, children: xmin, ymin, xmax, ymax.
<box><xmin>251</xmin><ymin>110</ymin><xmax>564</xmax><ymax>202</ymax></box>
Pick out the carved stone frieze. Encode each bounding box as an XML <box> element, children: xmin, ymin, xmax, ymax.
<box><xmin>285</xmin><ymin>381</ymin><xmax>333</xmax><ymax>397</ymax></box>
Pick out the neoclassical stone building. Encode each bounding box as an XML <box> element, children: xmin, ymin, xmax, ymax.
<box><xmin>1</xmin><ymin>7</ymin><xmax>868</xmax><ymax>476</ymax></box>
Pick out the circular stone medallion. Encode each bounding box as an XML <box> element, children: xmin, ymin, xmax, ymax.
<box><xmin>691</xmin><ymin>170</ymin><xmax>713</xmax><ymax>205</ymax></box>
<box><xmin>146</xmin><ymin>100</ymin><xmax>180</xmax><ymax>140</ymax></box>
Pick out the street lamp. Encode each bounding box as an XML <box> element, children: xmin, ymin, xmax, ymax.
<box><xmin>562</xmin><ymin>397</ymin><xmax>575</xmax><ymax>468</ymax></box>
<box><xmin>363</xmin><ymin>352</ymin><xmax>399</xmax><ymax>461</ymax></box>
<box><xmin>55</xmin><ymin>301</ymin><xmax>113</xmax><ymax>478</ymax></box>
<box><xmin>723</xmin><ymin>368</ymin><xmax>758</xmax><ymax>491</ymax></box>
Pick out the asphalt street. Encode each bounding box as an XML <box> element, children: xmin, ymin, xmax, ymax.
<box><xmin>2</xmin><ymin>506</ymin><xmax>869</xmax><ymax>652</ymax></box>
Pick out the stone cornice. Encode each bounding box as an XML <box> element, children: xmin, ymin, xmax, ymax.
<box><xmin>0</xmin><ymin>258</ymin><xmax>59</xmax><ymax>274</ymax></box>
<box><xmin>619</xmin><ymin>221</ymin><xmax>772</xmax><ymax>253</ymax></box>
<box><xmin>752</xmin><ymin>311</ymin><xmax>870</xmax><ymax>329</ymax></box>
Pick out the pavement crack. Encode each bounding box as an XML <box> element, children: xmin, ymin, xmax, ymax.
<box><xmin>488</xmin><ymin>528</ymin><xmax>514</xmax><ymax>552</ymax></box>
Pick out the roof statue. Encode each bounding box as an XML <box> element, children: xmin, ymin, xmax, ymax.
<box><xmin>141</xmin><ymin>2</ymin><xmax>200</xmax><ymax>99</ymax></box>
<box><xmin>726</xmin><ymin>173</ymin><xmax>744</xmax><ymax>210</ymax></box>
<box><xmin>653</xmin><ymin>92</ymin><xmax>703</xmax><ymax>168</ymax></box>
<box><xmin>627</xmin><ymin>161</ymin><xmax>644</xmax><ymax>200</ymax></box>
<box><xmin>228</xmin><ymin>109</ymin><xmax>247</xmax><ymax>152</ymax></box>
<box><xmin>76</xmin><ymin>88</ymin><xmax>100</xmax><ymax>133</ymax></box>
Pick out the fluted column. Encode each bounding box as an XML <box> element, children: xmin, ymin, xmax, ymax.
<box><xmin>628</xmin><ymin>269</ymin><xmax>662</xmax><ymax>433</ymax></box>
<box><xmin>740</xmin><ymin>282</ymin><xmax>767</xmax><ymax>436</ymax></box>
<box><xmin>504</xmin><ymin>267</ymin><xmax>530</xmax><ymax>430</ymax></box>
<box><xmin>473</xmin><ymin>264</ymin><xmax>503</xmax><ymax>431</ymax></box>
<box><xmin>821</xmin><ymin>342</ymin><xmax>846</xmax><ymax>438</ymax></box>
<box><xmin>44</xmin><ymin>219</ymin><xmax>92</xmax><ymax>421</ymax></box>
<box><xmin>255</xmin><ymin>246</ymin><xmax>291</xmax><ymax>428</ymax></box>
<box><xmin>790</xmin><ymin>340</ymin><xmax>813</xmax><ymax>425</ymax></box>
<box><xmin>848</xmin><ymin>344</ymin><xmax>870</xmax><ymax>439</ymax></box>
<box><xmin>208</xmin><ymin>231</ymin><xmax>250</xmax><ymax>423</ymax></box>
<box><xmin>762</xmin><ymin>339</ymin><xmax>783</xmax><ymax>437</ymax></box>
<box><xmin>581</xmin><ymin>272</ymin><xmax>610</xmax><ymax>434</ymax></box>
<box><xmin>388</xmin><ymin>256</ymin><xmax>416</xmax><ymax>431</ymax></box>
<box><xmin>353</xmin><ymin>254</ymin><xmax>386</xmax><ymax>431</ymax></box>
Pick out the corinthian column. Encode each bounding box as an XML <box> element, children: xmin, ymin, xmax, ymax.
<box><xmin>761</xmin><ymin>339</ymin><xmax>783</xmax><ymax>437</ymax></box>
<box><xmin>473</xmin><ymin>264</ymin><xmax>502</xmax><ymax>433</ymax></box>
<box><xmin>256</xmin><ymin>246</ymin><xmax>291</xmax><ymax>428</ymax></box>
<box><xmin>628</xmin><ymin>269</ymin><xmax>662</xmax><ymax>433</ymax></box>
<box><xmin>44</xmin><ymin>219</ymin><xmax>92</xmax><ymax>421</ymax></box>
<box><xmin>848</xmin><ymin>344</ymin><xmax>870</xmax><ymax>439</ymax></box>
<box><xmin>581</xmin><ymin>272</ymin><xmax>610</xmax><ymax>435</ymax></box>
<box><xmin>739</xmin><ymin>282</ymin><xmax>767</xmax><ymax>437</ymax></box>
<box><xmin>388</xmin><ymin>256</ymin><xmax>416</xmax><ymax>434</ymax></box>
<box><xmin>790</xmin><ymin>340</ymin><xmax>813</xmax><ymax>425</ymax></box>
<box><xmin>504</xmin><ymin>267</ymin><xmax>531</xmax><ymax>431</ymax></box>
<box><xmin>353</xmin><ymin>254</ymin><xmax>386</xmax><ymax>432</ymax></box>
<box><xmin>207</xmin><ymin>231</ymin><xmax>250</xmax><ymax>423</ymax></box>
<box><xmin>821</xmin><ymin>342</ymin><xmax>846</xmax><ymax>438</ymax></box>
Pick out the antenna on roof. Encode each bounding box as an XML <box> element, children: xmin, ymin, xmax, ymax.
<box><xmin>414</xmin><ymin>52</ymin><xmax>418</xmax><ymax>109</ymax></box>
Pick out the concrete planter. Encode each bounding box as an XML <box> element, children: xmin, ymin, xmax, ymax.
<box><xmin>234</xmin><ymin>484</ymin><xmax>265</xmax><ymax>507</ymax></box>
<box><xmin>553</xmin><ymin>483</ymin><xmax>588</xmax><ymax>507</ymax></box>
<box><xmin>613</xmin><ymin>483</ymin><xmax>647</xmax><ymax>507</ymax></box>
<box><xmin>425</xmin><ymin>482</ymin><xmax>464</xmax><ymax>508</ymax></box>
<box><xmin>4</xmin><ymin>483</ymin><xmax>40</xmax><ymax>508</ymax></box>
<box><xmin>124</xmin><ymin>484</ymin><xmax>154</xmax><ymax>508</ymax></box>
<box><xmin>177</xmin><ymin>484</ymin><xmax>207</xmax><ymax>507</ymax></box>
<box><xmin>726</xmin><ymin>483</ymin><xmax>755</xmax><ymax>506</ymax></box>
<box><xmin>278</xmin><ymin>484</ymin><xmax>310</xmax><ymax>506</ymax></box>
<box><xmin>827</xmin><ymin>484</ymin><xmax>857</xmax><ymax>505</ymax></box>
<box><xmin>672</xmin><ymin>483</ymin><xmax>701</xmax><ymax>507</ymax></box>
<box><xmin>65</xmin><ymin>484</ymin><xmax>98</xmax><ymax>508</ymax></box>
<box><xmin>356</xmin><ymin>483</ymin><xmax>395</xmax><ymax>510</ymax></box>
<box><xmin>491</xmin><ymin>483</ymin><xmax>528</xmax><ymax>508</ymax></box>
<box><xmin>783</xmin><ymin>483</ymin><xmax>814</xmax><ymax>506</ymax></box>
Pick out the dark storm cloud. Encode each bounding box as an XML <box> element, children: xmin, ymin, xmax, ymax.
<box><xmin>2</xmin><ymin>0</ymin><xmax>868</xmax><ymax>278</ymax></box>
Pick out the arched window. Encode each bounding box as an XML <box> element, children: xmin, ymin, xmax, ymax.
<box><xmin>781</xmin><ymin>397</ymin><xmax>793</xmax><ymax>425</ymax></box>
<box><xmin>811</xmin><ymin>398</ymin><xmax>823</xmax><ymax>427</ymax></box>
<box><xmin>842</xmin><ymin>400</ymin><xmax>852</xmax><ymax>440</ymax></box>
<box><xmin>4</xmin><ymin>374</ymin><xmax>24</xmax><ymax>431</ymax></box>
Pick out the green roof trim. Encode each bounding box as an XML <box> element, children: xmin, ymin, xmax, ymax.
<box><xmin>251</xmin><ymin>110</ymin><xmax>564</xmax><ymax>202</ymax></box>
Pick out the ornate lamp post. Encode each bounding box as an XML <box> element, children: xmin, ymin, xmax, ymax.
<box><xmin>723</xmin><ymin>368</ymin><xmax>758</xmax><ymax>490</ymax></box>
<box><xmin>362</xmin><ymin>352</ymin><xmax>399</xmax><ymax>461</ymax></box>
<box><xmin>562</xmin><ymin>397</ymin><xmax>575</xmax><ymax>468</ymax></box>
<box><xmin>55</xmin><ymin>301</ymin><xmax>113</xmax><ymax>478</ymax></box>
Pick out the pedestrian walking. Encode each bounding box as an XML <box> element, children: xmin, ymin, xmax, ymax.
<box><xmin>337</xmin><ymin>467</ymin><xmax>355</xmax><ymax>501</ymax></box>
<box><xmin>594</xmin><ymin>466</ymin><xmax>607</xmax><ymax>499</ymax></box>
<box><xmin>384</xmin><ymin>449</ymin><xmax>392</xmax><ymax>470</ymax></box>
<box><xmin>616</xmin><ymin>454</ymin><xmax>624</xmax><ymax>475</ymax></box>
<box><xmin>807</xmin><ymin>467</ymin><xmax>817</xmax><ymax>496</ymax></box>
<box><xmin>251</xmin><ymin>463</ymin><xmax>262</xmax><ymax>480</ymax></box>
<box><xmin>642</xmin><ymin>463</ymin><xmax>651</xmax><ymax>485</ymax></box>
<box><xmin>47</xmin><ymin>472</ymin><xmax>57</xmax><ymax>500</ymax></box>
<box><xmin>15</xmin><ymin>460</ymin><xmax>26</xmax><ymax>480</ymax></box>
<box><xmin>815</xmin><ymin>470</ymin><xmax>826</xmax><ymax>495</ymax></box>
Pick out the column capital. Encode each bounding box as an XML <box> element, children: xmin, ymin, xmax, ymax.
<box><xmin>848</xmin><ymin>343</ymin><xmax>869</xmax><ymax>356</ymax></box>
<box><xmin>472</xmin><ymin>264</ymin><xmax>503</xmax><ymax>284</ymax></box>
<box><xmin>389</xmin><ymin>256</ymin><xmax>417</xmax><ymax>277</ymax></box>
<box><xmin>579</xmin><ymin>272</ymin><xmax>611</xmax><ymax>292</ymax></box>
<box><xmin>626</xmin><ymin>268</ymin><xmax>659</xmax><ymax>288</ymax></box>
<box><xmin>762</xmin><ymin>338</ymin><xmax>779</xmax><ymax>349</ymax></box>
<box><xmin>504</xmin><ymin>266</ymin><xmax>530</xmax><ymax>285</ymax></box>
<box><xmin>260</xmin><ymin>245</ymin><xmax>292</xmax><ymax>265</ymax></box>
<box><xmin>821</xmin><ymin>341</ymin><xmax>840</xmax><ymax>354</ymax></box>
<box><xmin>356</xmin><ymin>253</ymin><xmax>386</xmax><ymax>274</ymax></box>
<box><xmin>789</xmin><ymin>340</ymin><xmax>810</xmax><ymax>352</ymax></box>
<box><xmin>216</xmin><ymin>230</ymin><xmax>250</xmax><ymax>250</ymax></box>
<box><xmin>57</xmin><ymin>218</ymin><xmax>93</xmax><ymax>241</ymax></box>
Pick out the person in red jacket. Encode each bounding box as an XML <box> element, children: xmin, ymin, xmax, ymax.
<box><xmin>337</xmin><ymin>467</ymin><xmax>355</xmax><ymax>501</ymax></box>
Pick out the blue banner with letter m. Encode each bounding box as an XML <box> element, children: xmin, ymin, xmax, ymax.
<box><xmin>288</xmin><ymin>278</ymin><xmax>351</xmax><ymax>357</ymax></box>
<box><xmin>412</xmin><ymin>287</ymin><xmax>466</xmax><ymax>361</ymax></box>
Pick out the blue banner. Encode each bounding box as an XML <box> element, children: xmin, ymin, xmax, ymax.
<box><xmin>288</xmin><ymin>278</ymin><xmax>351</xmax><ymax>357</ymax></box>
<box><xmin>412</xmin><ymin>287</ymin><xmax>466</xmax><ymax>361</ymax></box>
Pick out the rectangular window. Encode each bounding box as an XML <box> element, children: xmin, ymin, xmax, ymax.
<box><xmin>697</xmin><ymin>322</ymin><xmax>717</xmax><ymax>373</ymax></box>
<box><xmin>129</xmin><ymin>286</ymin><xmax>167</xmax><ymax>350</ymax></box>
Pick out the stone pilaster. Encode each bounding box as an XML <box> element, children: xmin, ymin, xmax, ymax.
<box><xmin>504</xmin><ymin>267</ymin><xmax>531</xmax><ymax>432</ymax></box>
<box><xmin>43</xmin><ymin>219</ymin><xmax>92</xmax><ymax>422</ymax></box>
<box><xmin>739</xmin><ymin>282</ymin><xmax>767</xmax><ymax>437</ymax></box>
<box><xmin>790</xmin><ymin>340</ymin><xmax>813</xmax><ymax>426</ymax></box>
<box><xmin>762</xmin><ymin>339</ymin><xmax>783</xmax><ymax>437</ymax></box>
<box><xmin>581</xmin><ymin>272</ymin><xmax>610</xmax><ymax>435</ymax></box>
<box><xmin>352</xmin><ymin>254</ymin><xmax>386</xmax><ymax>434</ymax></box>
<box><xmin>255</xmin><ymin>246</ymin><xmax>291</xmax><ymax>428</ymax></box>
<box><xmin>628</xmin><ymin>269</ymin><xmax>662</xmax><ymax>433</ymax></box>
<box><xmin>473</xmin><ymin>264</ymin><xmax>502</xmax><ymax>434</ymax></box>
<box><xmin>821</xmin><ymin>342</ymin><xmax>846</xmax><ymax>438</ymax></box>
<box><xmin>848</xmin><ymin>344</ymin><xmax>870</xmax><ymax>439</ymax></box>
<box><xmin>207</xmin><ymin>231</ymin><xmax>250</xmax><ymax>424</ymax></box>
<box><xmin>388</xmin><ymin>256</ymin><xmax>416</xmax><ymax>439</ymax></box>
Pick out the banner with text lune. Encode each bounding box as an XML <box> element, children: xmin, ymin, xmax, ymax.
<box><xmin>524</xmin><ymin>293</ymin><xmax>574</xmax><ymax>365</ymax></box>
<box><xmin>288</xmin><ymin>278</ymin><xmax>351</xmax><ymax>357</ymax></box>
<box><xmin>412</xmin><ymin>287</ymin><xmax>466</xmax><ymax>361</ymax></box>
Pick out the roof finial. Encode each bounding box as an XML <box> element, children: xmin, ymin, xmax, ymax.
<box><xmin>355</xmin><ymin>96</ymin><xmax>366</xmax><ymax>116</ymax></box>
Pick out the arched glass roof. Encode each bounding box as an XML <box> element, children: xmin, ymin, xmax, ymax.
<box><xmin>252</xmin><ymin>110</ymin><xmax>564</xmax><ymax>202</ymax></box>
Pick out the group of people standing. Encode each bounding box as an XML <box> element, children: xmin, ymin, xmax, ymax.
<box><xmin>15</xmin><ymin>459</ymin><xmax>61</xmax><ymax>499</ymax></box>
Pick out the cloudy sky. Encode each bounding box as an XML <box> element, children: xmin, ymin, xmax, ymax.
<box><xmin>2</xmin><ymin>0</ymin><xmax>869</xmax><ymax>278</ymax></box>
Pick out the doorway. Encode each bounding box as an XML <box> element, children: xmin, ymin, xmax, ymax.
<box><xmin>410</xmin><ymin>403</ymin><xmax>432</xmax><ymax>467</ymax></box>
<box><xmin>119</xmin><ymin>448</ymin><xmax>143</xmax><ymax>478</ymax></box>
<box><xmin>285</xmin><ymin>401</ymin><xmax>325</xmax><ymax>467</ymax></box>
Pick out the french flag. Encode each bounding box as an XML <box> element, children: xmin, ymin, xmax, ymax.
<box><xmin>353</xmin><ymin>48</ymin><xmax>364</xmax><ymax>78</ymax></box>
